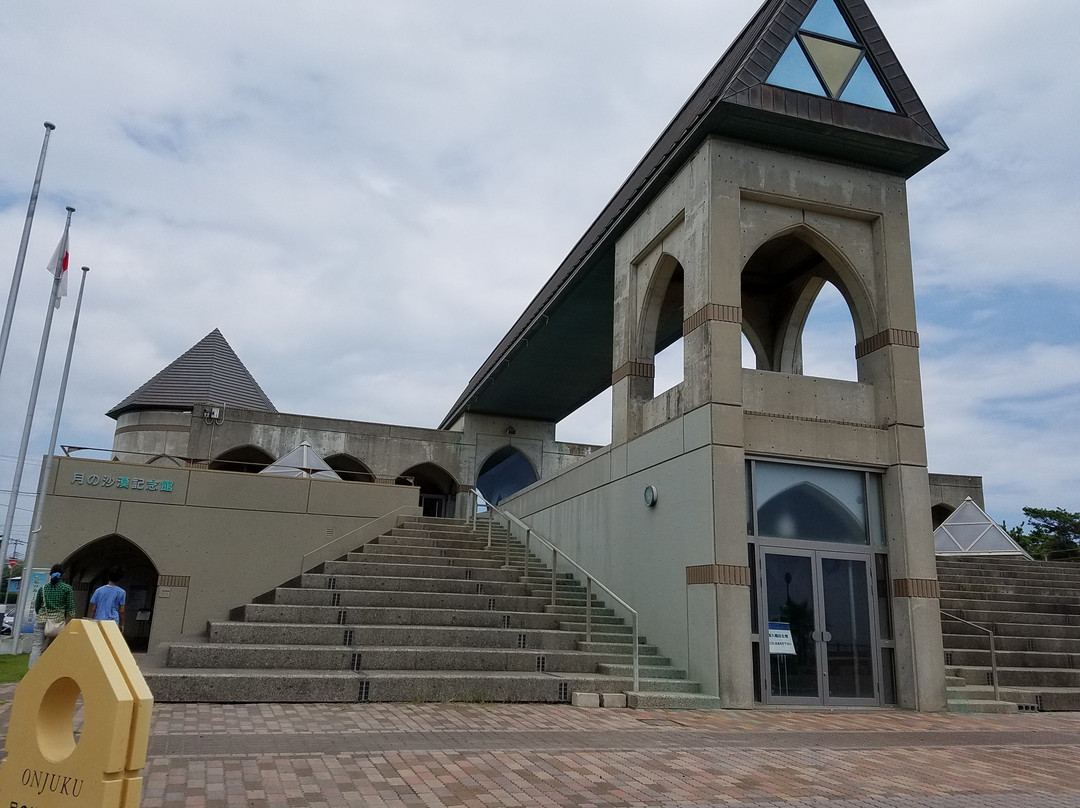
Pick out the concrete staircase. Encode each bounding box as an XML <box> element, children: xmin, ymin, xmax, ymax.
<box><xmin>938</xmin><ymin>555</ymin><xmax>1080</xmax><ymax>713</ymax></box>
<box><xmin>145</xmin><ymin>516</ymin><xmax>720</xmax><ymax>707</ymax></box>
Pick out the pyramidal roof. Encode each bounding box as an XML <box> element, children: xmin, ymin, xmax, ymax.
<box><xmin>107</xmin><ymin>329</ymin><xmax>276</xmax><ymax>419</ymax></box>
<box><xmin>934</xmin><ymin>498</ymin><xmax>1031</xmax><ymax>558</ymax></box>
<box><xmin>259</xmin><ymin>441</ymin><xmax>342</xmax><ymax>480</ymax></box>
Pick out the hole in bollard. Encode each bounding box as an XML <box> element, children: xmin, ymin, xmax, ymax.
<box><xmin>36</xmin><ymin>677</ymin><xmax>84</xmax><ymax>763</ymax></box>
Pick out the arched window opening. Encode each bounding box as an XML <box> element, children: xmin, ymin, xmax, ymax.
<box><xmin>477</xmin><ymin>446</ymin><xmax>537</xmax><ymax>505</ymax></box>
<box><xmin>62</xmin><ymin>535</ymin><xmax>159</xmax><ymax>652</ymax></box>
<box><xmin>209</xmin><ymin>445</ymin><xmax>274</xmax><ymax>474</ymax></box>
<box><xmin>741</xmin><ymin>233</ymin><xmax>862</xmax><ymax>379</ymax></box>
<box><xmin>654</xmin><ymin>338</ymin><xmax>684</xmax><ymax>395</ymax></box>
<box><xmin>931</xmin><ymin>504</ymin><xmax>955</xmax><ymax>530</ymax></box>
<box><xmin>641</xmin><ymin>258</ymin><xmax>684</xmax><ymax>397</ymax></box>
<box><xmin>324</xmin><ymin>453</ymin><xmax>376</xmax><ymax>483</ymax></box>
<box><xmin>397</xmin><ymin>462</ymin><xmax>458</xmax><ymax>518</ymax></box>
<box><xmin>742</xmin><ymin>332</ymin><xmax>759</xmax><ymax>369</ymax></box>
<box><xmin>800</xmin><ymin>281</ymin><xmax>858</xmax><ymax>381</ymax></box>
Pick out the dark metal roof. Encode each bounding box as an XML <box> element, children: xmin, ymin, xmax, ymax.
<box><xmin>439</xmin><ymin>0</ymin><xmax>947</xmax><ymax>430</ymax></box>
<box><xmin>106</xmin><ymin>328</ymin><xmax>276</xmax><ymax>419</ymax></box>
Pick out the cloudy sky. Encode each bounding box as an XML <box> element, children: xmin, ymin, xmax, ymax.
<box><xmin>1</xmin><ymin>0</ymin><xmax>1078</xmax><ymax>554</ymax></box>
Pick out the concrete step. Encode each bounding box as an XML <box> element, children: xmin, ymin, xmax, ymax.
<box><xmin>321</xmin><ymin>560</ymin><xmax>522</xmax><ymax>583</ymax></box>
<box><xmin>298</xmin><ymin>573</ymin><xmax>527</xmax><ymax>596</ymax></box>
<box><xmin>943</xmin><ymin>648</ymin><xmax>1080</xmax><ymax>669</ymax></box>
<box><xmin>597</xmin><ymin>663</ymin><xmax>687</xmax><ymax>679</ymax></box>
<box><xmin>947</xmin><ymin>664</ymin><xmax>1080</xmax><ymax>689</ymax></box>
<box><xmin>146</xmin><ymin>669</ymin><xmax>706</xmax><ymax>705</ymax></box>
<box><xmin>239</xmin><ymin>603</ymin><xmax>564</xmax><ymax>629</ymax></box>
<box><xmin>144</xmin><ymin>669</ymin><xmax>363</xmax><ymax>703</ymax></box>
<box><xmin>942</xmin><ymin>620</ymin><xmax>1080</xmax><ymax>642</ymax></box>
<box><xmin>578</xmin><ymin>641</ymin><xmax>661</xmax><ymax>656</ymax></box>
<box><xmin>940</xmin><ymin>583</ymin><xmax>1080</xmax><ymax>602</ymax></box>
<box><xmin>273</xmin><ymin>587</ymin><xmax>549</xmax><ymax>612</ymax></box>
<box><xmin>940</xmin><ymin>609</ymin><xmax>1080</xmax><ymax>628</ymax></box>
<box><xmin>943</xmin><ymin>633</ymin><xmax>1080</xmax><ymax>654</ymax></box>
<box><xmin>208</xmin><ymin>622</ymin><xmax>583</xmax><ymax>650</ymax></box>
<box><xmin>946</xmin><ymin>697</ymin><xmax>1019</xmax><ymax>714</ymax></box>
<box><xmin>941</xmin><ymin>597</ymin><xmax>1080</xmax><ymax>616</ymax></box>
<box><xmin>343</xmin><ymin>550</ymin><xmax>511</xmax><ymax>570</ymax></box>
<box><xmin>167</xmin><ymin>642</ymin><xmax>648</xmax><ymax>673</ymax></box>
<box><xmin>625</xmin><ymin>692</ymin><xmax>724</xmax><ymax>709</ymax></box>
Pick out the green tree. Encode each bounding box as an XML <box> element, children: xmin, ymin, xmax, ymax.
<box><xmin>1</xmin><ymin>561</ymin><xmax>23</xmax><ymax>605</ymax></box>
<box><xmin>1007</xmin><ymin>507</ymin><xmax>1080</xmax><ymax>560</ymax></box>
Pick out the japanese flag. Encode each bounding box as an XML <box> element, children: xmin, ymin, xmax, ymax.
<box><xmin>47</xmin><ymin>227</ymin><xmax>70</xmax><ymax>308</ymax></box>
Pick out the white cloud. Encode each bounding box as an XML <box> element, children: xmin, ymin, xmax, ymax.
<box><xmin>1</xmin><ymin>0</ymin><xmax>1079</xmax><ymax>548</ymax></box>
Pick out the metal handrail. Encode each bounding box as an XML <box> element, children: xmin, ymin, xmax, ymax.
<box><xmin>941</xmin><ymin>610</ymin><xmax>1000</xmax><ymax>702</ymax></box>
<box><xmin>467</xmin><ymin>488</ymin><xmax>639</xmax><ymax>692</ymax></box>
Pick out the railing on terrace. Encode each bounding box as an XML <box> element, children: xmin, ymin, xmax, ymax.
<box><xmin>59</xmin><ymin>445</ymin><xmax>412</xmax><ymax>486</ymax></box>
<box><xmin>941</xmin><ymin>609</ymin><xmax>1000</xmax><ymax>703</ymax></box>
<box><xmin>464</xmin><ymin>488</ymin><xmax>640</xmax><ymax>692</ymax></box>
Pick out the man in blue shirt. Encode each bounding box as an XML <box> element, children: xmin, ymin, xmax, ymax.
<box><xmin>88</xmin><ymin>566</ymin><xmax>126</xmax><ymax>633</ymax></box>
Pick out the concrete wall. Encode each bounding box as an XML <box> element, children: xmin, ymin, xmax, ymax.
<box><xmin>37</xmin><ymin>456</ymin><xmax>420</xmax><ymax>648</ymax></box>
<box><xmin>113</xmin><ymin>405</ymin><xmax>599</xmax><ymax>502</ymax></box>
<box><xmin>503</xmin><ymin>405</ymin><xmax>728</xmax><ymax>700</ymax></box>
<box><xmin>503</xmin><ymin>136</ymin><xmax>946</xmax><ymax>711</ymax></box>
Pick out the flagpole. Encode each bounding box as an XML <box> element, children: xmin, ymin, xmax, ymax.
<box><xmin>0</xmin><ymin>206</ymin><xmax>74</xmax><ymax>603</ymax></box>
<box><xmin>0</xmin><ymin>122</ymin><xmax>56</xmax><ymax>387</ymax></box>
<box><xmin>6</xmin><ymin>266</ymin><xmax>89</xmax><ymax>654</ymax></box>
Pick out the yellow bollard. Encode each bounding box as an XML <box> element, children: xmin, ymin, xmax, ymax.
<box><xmin>0</xmin><ymin>619</ymin><xmax>153</xmax><ymax>808</ymax></box>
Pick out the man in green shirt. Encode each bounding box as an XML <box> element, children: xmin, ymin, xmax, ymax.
<box><xmin>29</xmin><ymin>563</ymin><xmax>75</xmax><ymax>668</ymax></box>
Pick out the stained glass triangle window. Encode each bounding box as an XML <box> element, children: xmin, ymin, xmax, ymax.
<box><xmin>800</xmin><ymin>34</ymin><xmax>861</xmax><ymax>97</ymax></box>
<box><xmin>764</xmin><ymin>0</ymin><xmax>896</xmax><ymax>113</ymax></box>
<box><xmin>801</xmin><ymin>0</ymin><xmax>856</xmax><ymax>43</ymax></box>
<box><xmin>767</xmin><ymin>39</ymin><xmax>827</xmax><ymax>97</ymax></box>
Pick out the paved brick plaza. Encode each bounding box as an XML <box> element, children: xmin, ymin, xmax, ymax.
<box><xmin>3</xmin><ymin>684</ymin><xmax>1079</xmax><ymax>808</ymax></box>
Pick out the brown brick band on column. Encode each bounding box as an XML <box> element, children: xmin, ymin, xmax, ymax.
<box><xmin>686</xmin><ymin>564</ymin><xmax>751</xmax><ymax>586</ymax></box>
<box><xmin>891</xmin><ymin>577</ymin><xmax>940</xmax><ymax>599</ymax></box>
<box><xmin>855</xmin><ymin>328</ymin><xmax>919</xmax><ymax>359</ymax></box>
<box><xmin>158</xmin><ymin>575</ymin><xmax>191</xmax><ymax>587</ymax></box>
<box><xmin>683</xmin><ymin>304</ymin><xmax>742</xmax><ymax>336</ymax></box>
<box><xmin>611</xmin><ymin>361</ymin><xmax>655</xmax><ymax>385</ymax></box>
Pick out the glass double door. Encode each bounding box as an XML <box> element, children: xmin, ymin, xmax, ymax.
<box><xmin>759</xmin><ymin>547</ymin><xmax>878</xmax><ymax>706</ymax></box>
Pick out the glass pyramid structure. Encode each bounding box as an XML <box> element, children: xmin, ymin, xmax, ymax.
<box><xmin>766</xmin><ymin>0</ymin><xmax>895</xmax><ymax>111</ymax></box>
<box><xmin>934</xmin><ymin>498</ymin><xmax>1031</xmax><ymax>558</ymax></box>
<box><xmin>259</xmin><ymin>441</ymin><xmax>342</xmax><ymax>480</ymax></box>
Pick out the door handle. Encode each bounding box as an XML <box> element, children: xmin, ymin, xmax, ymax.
<box><xmin>822</xmin><ymin>630</ymin><xmax>833</xmax><ymax>643</ymax></box>
<box><xmin>811</xmin><ymin>630</ymin><xmax>834</xmax><ymax>643</ymax></box>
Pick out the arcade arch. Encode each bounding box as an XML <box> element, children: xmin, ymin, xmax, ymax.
<box><xmin>476</xmin><ymin>446</ymin><xmax>538</xmax><ymax>505</ymax></box>
<box><xmin>397</xmin><ymin>462</ymin><xmax>459</xmax><ymax>518</ymax></box>
<box><xmin>640</xmin><ymin>255</ymin><xmax>685</xmax><ymax>397</ymax></box>
<box><xmin>209</xmin><ymin>445</ymin><xmax>274</xmax><ymax>474</ymax></box>
<box><xmin>61</xmin><ymin>534</ymin><xmax>159</xmax><ymax>652</ymax></box>
<box><xmin>741</xmin><ymin>230</ymin><xmax>871</xmax><ymax>379</ymax></box>
<box><xmin>325</xmin><ymin>453</ymin><xmax>376</xmax><ymax>483</ymax></box>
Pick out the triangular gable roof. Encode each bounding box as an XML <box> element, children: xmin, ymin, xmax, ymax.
<box><xmin>259</xmin><ymin>441</ymin><xmax>341</xmax><ymax>480</ymax></box>
<box><xmin>934</xmin><ymin>498</ymin><xmax>1032</xmax><ymax>558</ymax></box>
<box><xmin>440</xmin><ymin>0</ymin><xmax>947</xmax><ymax>429</ymax></box>
<box><xmin>107</xmin><ymin>329</ymin><xmax>276</xmax><ymax>419</ymax></box>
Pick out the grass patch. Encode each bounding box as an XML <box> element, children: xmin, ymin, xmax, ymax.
<box><xmin>0</xmin><ymin>654</ymin><xmax>28</xmax><ymax>684</ymax></box>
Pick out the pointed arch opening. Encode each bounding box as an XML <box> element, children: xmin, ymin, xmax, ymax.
<box><xmin>639</xmin><ymin>255</ymin><xmax>685</xmax><ymax>397</ymax></box>
<box><xmin>61</xmin><ymin>534</ymin><xmax>159</xmax><ymax>652</ymax></box>
<box><xmin>324</xmin><ymin>453</ymin><xmax>376</xmax><ymax>483</ymax></box>
<box><xmin>741</xmin><ymin>230</ymin><xmax>869</xmax><ymax>379</ymax></box>
<box><xmin>476</xmin><ymin>446</ymin><xmax>538</xmax><ymax>505</ymax></box>
<box><xmin>209</xmin><ymin>445</ymin><xmax>274</xmax><ymax>474</ymax></box>
<box><xmin>397</xmin><ymin>462</ymin><xmax>459</xmax><ymax>518</ymax></box>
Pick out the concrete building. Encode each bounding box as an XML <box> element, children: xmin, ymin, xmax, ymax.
<box><xmin>34</xmin><ymin>0</ymin><xmax>979</xmax><ymax>710</ymax></box>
